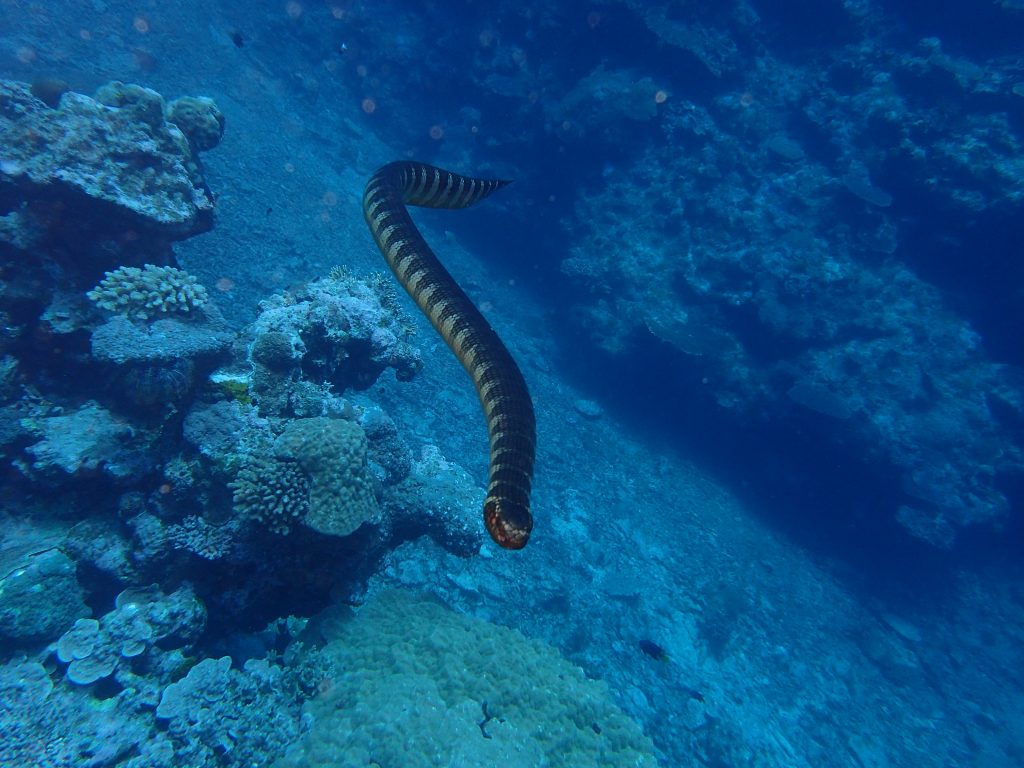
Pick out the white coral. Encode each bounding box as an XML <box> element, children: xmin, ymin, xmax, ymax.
<box><xmin>87</xmin><ymin>263</ymin><xmax>208</xmax><ymax>320</ymax></box>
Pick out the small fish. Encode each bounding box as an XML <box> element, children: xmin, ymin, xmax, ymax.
<box><xmin>230</xmin><ymin>30</ymin><xmax>245</xmax><ymax>48</ymax></box>
<box><xmin>639</xmin><ymin>638</ymin><xmax>669</xmax><ymax>662</ymax></box>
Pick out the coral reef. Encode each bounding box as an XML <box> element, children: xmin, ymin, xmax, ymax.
<box><xmin>246</xmin><ymin>272</ymin><xmax>421</xmax><ymax>416</ymax></box>
<box><xmin>0</xmin><ymin>4</ymin><xmax>1021</xmax><ymax>766</ymax></box>
<box><xmin>0</xmin><ymin>657</ymin><xmax>174</xmax><ymax>768</ymax></box>
<box><xmin>0</xmin><ymin>69</ymin><xmax>498</xmax><ymax>768</ymax></box>
<box><xmin>560</xmin><ymin>109</ymin><xmax>1024</xmax><ymax>547</ymax></box>
<box><xmin>276</xmin><ymin>590</ymin><xmax>660</xmax><ymax>768</ymax></box>
<box><xmin>156</xmin><ymin>656</ymin><xmax>304</xmax><ymax>768</ymax></box>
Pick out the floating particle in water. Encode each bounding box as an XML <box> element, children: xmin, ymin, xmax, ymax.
<box><xmin>215</xmin><ymin>277</ymin><xmax>235</xmax><ymax>292</ymax></box>
<box><xmin>133</xmin><ymin>16</ymin><xmax>149</xmax><ymax>34</ymax></box>
<box><xmin>133</xmin><ymin>48</ymin><xmax>158</xmax><ymax>71</ymax></box>
<box><xmin>429</xmin><ymin>124</ymin><xmax>444</xmax><ymax>140</ymax></box>
<box><xmin>361</xmin><ymin>97</ymin><xmax>377</xmax><ymax>114</ymax></box>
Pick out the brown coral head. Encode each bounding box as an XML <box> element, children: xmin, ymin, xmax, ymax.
<box><xmin>31</xmin><ymin>77</ymin><xmax>70</xmax><ymax>108</ymax></box>
<box><xmin>484</xmin><ymin>496</ymin><xmax>532</xmax><ymax>550</ymax></box>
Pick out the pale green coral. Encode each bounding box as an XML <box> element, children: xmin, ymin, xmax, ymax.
<box><xmin>165</xmin><ymin>96</ymin><xmax>224</xmax><ymax>152</ymax></box>
<box><xmin>275</xmin><ymin>590</ymin><xmax>660</xmax><ymax>768</ymax></box>
<box><xmin>274</xmin><ymin>417</ymin><xmax>377</xmax><ymax>537</ymax></box>
<box><xmin>87</xmin><ymin>264</ymin><xmax>208</xmax><ymax>320</ymax></box>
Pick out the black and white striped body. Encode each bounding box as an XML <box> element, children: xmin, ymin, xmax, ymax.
<box><xmin>363</xmin><ymin>162</ymin><xmax>535</xmax><ymax>549</ymax></box>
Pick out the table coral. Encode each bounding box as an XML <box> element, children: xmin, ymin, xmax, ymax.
<box><xmin>54</xmin><ymin>585</ymin><xmax>206</xmax><ymax>687</ymax></box>
<box><xmin>90</xmin><ymin>314</ymin><xmax>233</xmax><ymax>365</ymax></box>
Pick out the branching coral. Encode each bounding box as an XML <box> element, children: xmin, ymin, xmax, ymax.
<box><xmin>230</xmin><ymin>454</ymin><xmax>310</xmax><ymax>536</ymax></box>
<box><xmin>88</xmin><ymin>264</ymin><xmax>209</xmax><ymax>320</ymax></box>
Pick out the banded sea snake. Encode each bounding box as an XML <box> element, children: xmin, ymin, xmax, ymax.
<box><xmin>363</xmin><ymin>162</ymin><xmax>536</xmax><ymax>550</ymax></box>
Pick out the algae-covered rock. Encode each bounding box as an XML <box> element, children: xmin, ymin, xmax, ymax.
<box><xmin>0</xmin><ymin>544</ymin><xmax>88</xmax><ymax>644</ymax></box>
<box><xmin>22</xmin><ymin>402</ymin><xmax>149</xmax><ymax>482</ymax></box>
<box><xmin>0</xmin><ymin>78</ymin><xmax>214</xmax><ymax>239</ymax></box>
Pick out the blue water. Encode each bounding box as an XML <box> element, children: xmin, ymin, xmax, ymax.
<box><xmin>1</xmin><ymin>1</ymin><xmax>1022</xmax><ymax>766</ymax></box>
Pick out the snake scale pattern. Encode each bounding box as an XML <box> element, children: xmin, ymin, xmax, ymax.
<box><xmin>363</xmin><ymin>161</ymin><xmax>535</xmax><ymax>549</ymax></box>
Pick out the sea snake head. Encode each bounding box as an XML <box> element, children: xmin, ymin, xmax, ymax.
<box><xmin>484</xmin><ymin>497</ymin><xmax>532</xmax><ymax>550</ymax></box>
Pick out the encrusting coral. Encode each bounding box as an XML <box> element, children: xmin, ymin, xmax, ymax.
<box><xmin>274</xmin><ymin>417</ymin><xmax>378</xmax><ymax>537</ymax></box>
<box><xmin>275</xmin><ymin>590</ymin><xmax>661</xmax><ymax>768</ymax></box>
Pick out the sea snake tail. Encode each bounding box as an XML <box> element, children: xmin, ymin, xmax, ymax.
<box><xmin>363</xmin><ymin>161</ymin><xmax>536</xmax><ymax>550</ymax></box>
